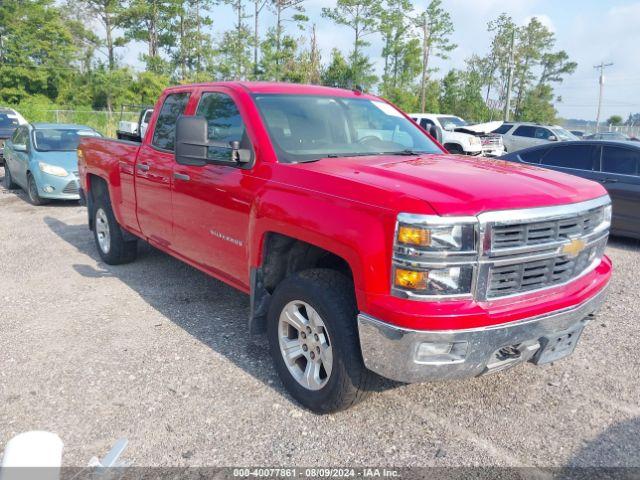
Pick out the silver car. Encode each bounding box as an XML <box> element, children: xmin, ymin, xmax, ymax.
<box><xmin>493</xmin><ymin>122</ymin><xmax>578</xmax><ymax>153</ymax></box>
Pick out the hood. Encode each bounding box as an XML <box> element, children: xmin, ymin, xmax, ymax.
<box><xmin>32</xmin><ymin>150</ymin><xmax>80</xmax><ymax>173</ymax></box>
<box><xmin>454</xmin><ymin>121</ymin><xmax>503</xmax><ymax>135</ymax></box>
<box><xmin>292</xmin><ymin>154</ymin><xmax>607</xmax><ymax>216</ymax></box>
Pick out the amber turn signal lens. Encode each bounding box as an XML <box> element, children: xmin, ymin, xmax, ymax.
<box><xmin>394</xmin><ymin>269</ymin><xmax>428</xmax><ymax>290</ymax></box>
<box><xmin>398</xmin><ymin>226</ymin><xmax>431</xmax><ymax>247</ymax></box>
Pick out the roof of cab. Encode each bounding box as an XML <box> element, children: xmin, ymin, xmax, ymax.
<box><xmin>165</xmin><ymin>81</ymin><xmax>377</xmax><ymax>99</ymax></box>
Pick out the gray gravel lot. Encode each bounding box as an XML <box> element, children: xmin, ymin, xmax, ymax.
<box><xmin>1</xmin><ymin>165</ymin><xmax>639</xmax><ymax>468</ymax></box>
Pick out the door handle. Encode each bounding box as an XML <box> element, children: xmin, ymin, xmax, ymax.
<box><xmin>137</xmin><ymin>163</ymin><xmax>150</xmax><ymax>172</ymax></box>
<box><xmin>600</xmin><ymin>178</ymin><xmax>618</xmax><ymax>184</ymax></box>
<box><xmin>173</xmin><ymin>172</ymin><xmax>190</xmax><ymax>181</ymax></box>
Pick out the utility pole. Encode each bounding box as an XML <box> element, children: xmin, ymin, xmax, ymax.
<box><xmin>503</xmin><ymin>29</ymin><xmax>516</xmax><ymax>122</ymax></box>
<box><xmin>594</xmin><ymin>62</ymin><xmax>613</xmax><ymax>132</ymax></box>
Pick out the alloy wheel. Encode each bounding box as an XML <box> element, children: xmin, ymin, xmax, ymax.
<box><xmin>278</xmin><ymin>300</ymin><xmax>333</xmax><ymax>391</ymax></box>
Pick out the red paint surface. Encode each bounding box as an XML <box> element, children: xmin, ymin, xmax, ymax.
<box><xmin>78</xmin><ymin>82</ymin><xmax>611</xmax><ymax>331</ymax></box>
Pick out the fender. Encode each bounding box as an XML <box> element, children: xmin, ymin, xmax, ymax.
<box><xmin>246</xmin><ymin>184</ymin><xmax>398</xmax><ymax>332</ymax></box>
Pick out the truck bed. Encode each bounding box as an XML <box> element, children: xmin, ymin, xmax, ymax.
<box><xmin>78</xmin><ymin>136</ymin><xmax>142</xmax><ymax>234</ymax></box>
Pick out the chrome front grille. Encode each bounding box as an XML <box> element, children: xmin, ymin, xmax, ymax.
<box><xmin>491</xmin><ymin>207</ymin><xmax>604</xmax><ymax>250</ymax></box>
<box><xmin>478</xmin><ymin>197</ymin><xmax>611</xmax><ymax>299</ymax></box>
<box><xmin>487</xmin><ymin>242</ymin><xmax>602</xmax><ymax>297</ymax></box>
<box><xmin>481</xmin><ymin>135</ymin><xmax>502</xmax><ymax>147</ymax></box>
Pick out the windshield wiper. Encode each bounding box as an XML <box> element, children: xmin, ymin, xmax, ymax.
<box><xmin>380</xmin><ymin>149</ymin><xmax>429</xmax><ymax>156</ymax></box>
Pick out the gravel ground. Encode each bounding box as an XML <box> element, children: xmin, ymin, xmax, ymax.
<box><xmin>1</xmin><ymin>165</ymin><xmax>639</xmax><ymax>468</ymax></box>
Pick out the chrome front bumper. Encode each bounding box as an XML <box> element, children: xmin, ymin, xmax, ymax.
<box><xmin>357</xmin><ymin>286</ymin><xmax>608</xmax><ymax>383</ymax></box>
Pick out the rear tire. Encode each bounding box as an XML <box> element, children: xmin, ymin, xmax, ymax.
<box><xmin>27</xmin><ymin>173</ymin><xmax>49</xmax><ymax>206</ymax></box>
<box><xmin>92</xmin><ymin>193</ymin><xmax>137</xmax><ymax>265</ymax></box>
<box><xmin>267</xmin><ymin>269</ymin><xmax>372</xmax><ymax>413</ymax></box>
<box><xmin>3</xmin><ymin>164</ymin><xmax>18</xmax><ymax>190</ymax></box>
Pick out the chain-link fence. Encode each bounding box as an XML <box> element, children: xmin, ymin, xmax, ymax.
<box><xmin>562</xmin><ymin>122</ymin><xmax>640</xmax><ymax>139</ymax></box>
<box><xmin>19</xmin><ymin>109</ymin><xmax>140</xmax><ymax>138</ymax></box>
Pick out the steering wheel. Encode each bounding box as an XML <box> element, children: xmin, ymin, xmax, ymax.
<box><xmin>357</xmin><ymin>135</ymin><xmax>381</xmax><ymax>145</ymax></box>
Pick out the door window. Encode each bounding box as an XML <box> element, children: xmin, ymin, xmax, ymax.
<box><xmin>152</xmin><ymin>92</ymin><xmax>190</xmax><ymax>151</ymax></box>
<box><xmin>196</xmin><ymin>92</ymin><xmax>248</xmax><ymax>162</ymax></box>
<box><xmin>12</xmin><ymin>127</ymin><xmax>28</xmax><ymax>147</ymax></box>
<box><xmin>540</xmin><ymin>145</ymin><xmax>596</xmax><ymax>171</ymax></box>
<box><xmin>601</xmin><ymin>146</ymin><xmax>639</xmax><ymax>176</ymax></box>
<box><xmin>493</xmin><ymin>124</ymin><xmax>513</xmax><ymax>134</ymax></box>
<box><xmin>512</xmin><ymin>125</ymin><xmax>536</xmax><ymax>137</ymax></box>
<box><xmin>519</xmin><ymin>148</ymin><xmax>548</xmax><ymax>164</ymax></box>
<box><xmin>419</xmin><ymin>118</ymin><xmax>435</xmax><ymax>129</ymax></box>
<box><xmin>534</xmin><ymin>128</ymin><xmax>553</xmax><ymax>140</ymax></box>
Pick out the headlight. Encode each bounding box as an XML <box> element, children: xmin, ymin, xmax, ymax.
<box><xmin>469</xmin><ymin>136</ymin><xmax>481</xmax><ymax>146</ymax></box>
<box><xmin>393</xmin><ymin>214</ymin><xmax>478</xmax><ymax>299</ymax></box>
<box><xmin>396</xmin><ymin>216</ymin><xmax>476</xmax><ymax>252</ymax></box>
<box><xmin>394</xmin><ymin>265</ymin><xmax>474</xmax><ymax>296</ymax></box>
<box><xmin>39</xmin><ymin>162</ymin><xmax>68</xmax><ymax>177</ymax></box>
<box><xmin>603</xmin><ymin>204</ymin><xmax>612</xmax><ymax>227</ymax></box>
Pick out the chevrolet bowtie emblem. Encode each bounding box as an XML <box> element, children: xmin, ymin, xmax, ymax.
<box><xmin>561</xmin><ymin>238</ymin><xmax>586</xmax><ymax>258</ymax></box>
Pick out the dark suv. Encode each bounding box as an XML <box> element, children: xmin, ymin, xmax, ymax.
<box><xmin>502</xmin><ymin>140</ymin><xmax>640</xmax><ymax>239</ymax></box>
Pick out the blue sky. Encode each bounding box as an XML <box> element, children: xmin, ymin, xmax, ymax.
<box><xmin>118</xmin><ymin>0</ymin><xmax>640</xmax><ymax>121</ymax></box>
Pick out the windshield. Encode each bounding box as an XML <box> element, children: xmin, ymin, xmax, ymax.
<box><xmin>437</xmin><ymin>116</ymin><xmax>468</xmax><ymax>129</ymax></box>
<box><xmin>253</xmin><ymin>94</ymin><xmax>442</xmax><ymax>163</ymax></box>
<box><xmin>33</xmin><ymin>128</ymin><xmax>100</xmax><ymax>152</ymax></box>
<box><xmin>553</xmin><ymin>128</ymin><xmax>578</xmax><ymax>141</ymax></box>
<box><xmin>0</xmin><ymin>113</ymin><xmax>19</xmax><ymax>129</ymax></box>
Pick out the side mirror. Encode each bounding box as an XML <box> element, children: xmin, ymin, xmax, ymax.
<box><xmin>548</xmin><ymin>135</ymin><xmax>557</xmax><ymax>142</ymax></box>
<box><xmin>175</xmin><ymin>115</ymin><xmax>252</xmax><ymax>167</ymax></box>
<box><xmin>13</xmin><ymin>144</ymin><xmax>27</xmax><ymax>152</ymax></box>
<box><xmin>443</xmin><ymin>123</ymin><xmax>456</xmax><ymax>131</ymax></box>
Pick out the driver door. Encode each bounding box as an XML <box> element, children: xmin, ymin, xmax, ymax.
<box><xmin>171</xmin><ymin>89</ymin><xmax>255</xmax><ymax>288</ymax></box>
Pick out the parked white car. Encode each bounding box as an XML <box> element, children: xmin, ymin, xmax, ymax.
<box><xmin>410</xmin><ymin>114</ymin><xmax>505</xmax><ymax>157</ymax></box>
<box><xmin>493</xmin><ymin>122</ymin><xmax>578</xmax><ymax>153</ymax></box>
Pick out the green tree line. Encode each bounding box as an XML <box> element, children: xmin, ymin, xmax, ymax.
<box><xmin>0</xmin><ymin>0</ymin><xmax>577</xmax><ymax>134</ymax></box>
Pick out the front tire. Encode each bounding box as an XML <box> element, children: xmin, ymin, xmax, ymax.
<box><xmin>27</xmin><ymin>173</ymin><xmax>49</xmax><ymax>205</ymax></box>
<box><xmin>92</xmin><ymin>194</ymin><xmax>137</xmax><ymax>265</ymax></box>
<box><xmin>3</xmin><ymin>164</ymin><xmax>18</xmax><ymax>190</ymax></box>
<box><xmin>446</xmin><ymin>144</ymin><xmax>464</xmax><ymax>155</ymax></box>
<box><xmin>267</xmin><ymin>269</ymin><xmax>372</xmax><ymax>413</ymax></box>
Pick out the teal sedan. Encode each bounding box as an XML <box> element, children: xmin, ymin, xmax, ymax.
<box><xmin>3</xmin><ymin>123</ymin><xmax>100</xmax><ymax>205</ymax></box>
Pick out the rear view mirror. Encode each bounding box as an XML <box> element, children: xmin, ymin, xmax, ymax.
<box><xmin>175</xmin><ymin>115</ymin><xmax>252</xmax><ymax>167</ymax></box>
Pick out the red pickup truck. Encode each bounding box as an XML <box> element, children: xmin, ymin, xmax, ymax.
<box><xmin>78</xmin><ymin>82</ymin><xmax>612</xmax><ymax>413</ymax></box>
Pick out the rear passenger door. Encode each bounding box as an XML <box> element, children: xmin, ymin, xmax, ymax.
<box><xmin>136</xmin><ymin>91</ymin><xmax>191</xmax><ymax>248</ymax></box>
<box><xmin>597</xmin><ymin>145</ymin><xmax>640</xmax><ymax>236</ymax></box>
<box><xmin>509</xmin><ymin>125</ymin><xmax>537</xmax><ymax>151</ymax></box>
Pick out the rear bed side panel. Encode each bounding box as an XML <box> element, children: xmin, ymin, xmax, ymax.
<box><xmin>79</xmin><ymin>137</ymin><xmax>142</xmax><ymax>234</ymax></box>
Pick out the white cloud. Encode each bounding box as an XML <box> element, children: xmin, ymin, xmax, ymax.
<box><xmin>522</xmin><ymin>14</ymin><xmax>556</xmax><ymax>31</ymax></box>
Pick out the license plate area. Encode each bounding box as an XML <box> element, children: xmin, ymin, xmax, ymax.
<box><xmin>533</xmin><ymin>327</ymin><xmax>584</xmax><ymax>365</ymax></box>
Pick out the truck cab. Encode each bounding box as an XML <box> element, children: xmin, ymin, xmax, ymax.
<box><xmin>78</xmin><ymin>82</ymin><xmax>611</xmax><ymax>413</ymax></box>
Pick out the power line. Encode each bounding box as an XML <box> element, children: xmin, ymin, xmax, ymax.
<box><xmin>594</xmin><ymin>61</ymin><xmax>614</xmax><ymax>131</ymax></box>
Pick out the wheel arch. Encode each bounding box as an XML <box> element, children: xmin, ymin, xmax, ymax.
<box><xmin>249</xmin><ymin>232</ymin><xmax>357</xmax><ymax>334</ymax></box>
